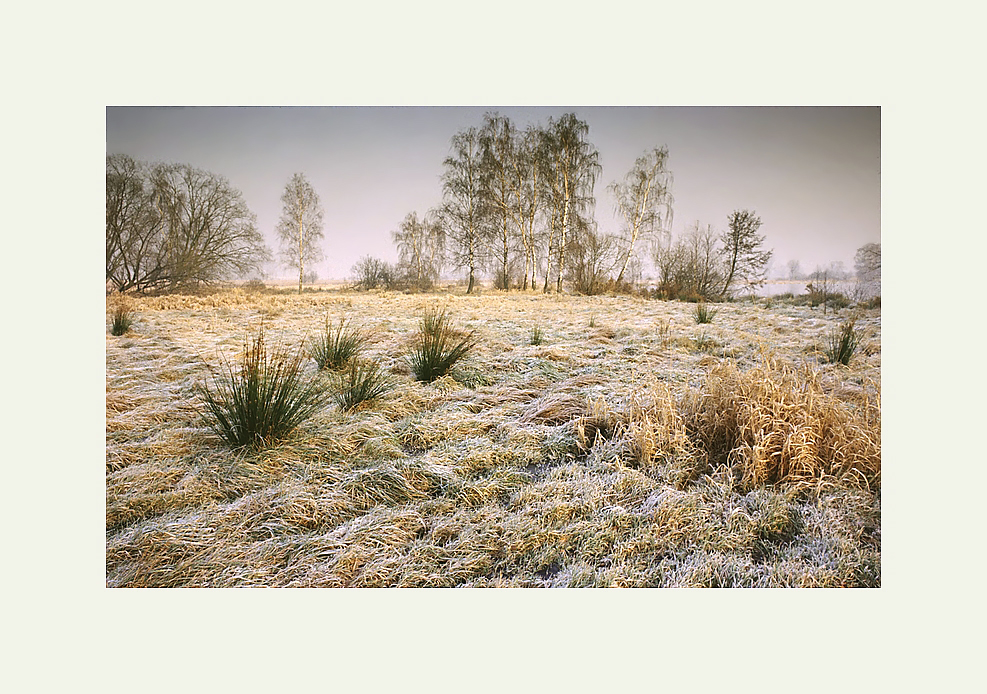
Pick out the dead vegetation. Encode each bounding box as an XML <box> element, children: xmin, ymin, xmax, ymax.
<box><xmin>106</xmin><ymin>289</ymin><xmax>881</xmax><ymax>587</ymax></box>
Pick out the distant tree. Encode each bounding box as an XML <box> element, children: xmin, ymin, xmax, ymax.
<box><xmin>352</xmin><ymin>255</ymin><xmax>396</xmax><ymax>290</ymax></box>
<box><xmin>442</xmin><ymin>127</ymin><xmax>487</xmax><ymax>293</ymax></box>
<box><xmin>720</xmin><ymin>209</ymin><xmax>772</xmax><ymax>297</ymax></box>
<box><xmin>854</xmin><ymin>241</ymin><xmax>881</xmax><ymax>297</ymax></box>
<box><xmin>542</xmin><ymin>113</ymin><xmax>601</xmax><ymax>293</ymax></box>
<box><xmin>275</xmin><ymin>173</ymin><xmax>325</xmax><ymax>294</ymax></box>
<box><xmin>106</xmin><ymin>155</ymin><xmax>270</xmax><ymax>293</ymax></box>
<box><xmin>608</xmin><ymin>145</ymin><xmax>674</xmax><ymax>286</ymax></box>
<box><xmin>787</xmin><ymin>259</ymin><xmax>803</xmax><ymax>280</ymax></box>
<box><xmin>393</xmin><ymin>210</ymin><xmax>445</xmax><ymax>290</ymax></box>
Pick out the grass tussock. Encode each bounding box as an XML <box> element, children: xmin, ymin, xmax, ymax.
<box><xmin>694</xmin><ymin>303</ymin><xmax>717</xmax><ymax>324</ymax></box>
<box><xmin>197</xmin><ymin>326</ymin><xmax>333</xmax><ymax>449</ymax></box>
<box><xmin>826</xmin><ymin>317</ymin><xmax>862</xmax><ymax>366</ymax></box>
<box><xmin>333</xmin><ymin>359</ymin><xmax>394</xmax><ymax>412</ymax></box>
<box><xmin>109</xmin><ymin>300</ymin><xmax>134</xmax><ymax>336</ymax></box>
<box><xmin>408</xmin><ymin>306</ymin><xmax>477</xmax><ymax>383</ymax></box>
<box><xmin>311</xmin><ymin>316</ymin><xmax>368</xmax><ymax>370</ymax></box>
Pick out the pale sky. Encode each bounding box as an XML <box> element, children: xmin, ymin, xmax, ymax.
<box><xmin>106</xmin><ymin>106</ymin><xmax>880</xmax><ymax>282</ymax></box>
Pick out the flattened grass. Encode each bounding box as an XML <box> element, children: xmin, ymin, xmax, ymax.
<box><xmin>107</xmin><ymin>289</ymin><xmax>881</xmax><ymax>588</ymax></box>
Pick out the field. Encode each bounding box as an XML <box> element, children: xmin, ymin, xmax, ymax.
<box><xmin>105</xmin><ymin>287</ymin><xmax>881</xmax><ymax>588</ymax></box>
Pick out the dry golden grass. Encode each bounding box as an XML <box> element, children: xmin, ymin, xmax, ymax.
<box><xmin>106</xmin><ymin>288</ymin><xmax>880</xmax><ymax>587</ymax></box>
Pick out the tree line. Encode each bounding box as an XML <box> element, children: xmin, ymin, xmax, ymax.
<box><xmin>107</xmin><ymin>156</ymin><xmax>326</xmax><ymax>294</ymax></box>
<box><xmin>108</xmin><ymin>112</ymin><xmax>784</xmax><ymax>299</ymax></box>
<box><xmin>360</xmin><ymin>111</ymin><xmax>774</xmax><ymax>300</ymax></box>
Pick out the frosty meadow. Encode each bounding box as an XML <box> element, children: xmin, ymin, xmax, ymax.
<box><xmin>106</xmin><ymin>287</ymin><xmax>880</xmax><ymax>587</ymax></box>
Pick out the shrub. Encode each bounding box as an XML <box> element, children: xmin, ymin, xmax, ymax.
<box><xmin>110</xmin><ymin>304</ymin><xmax>134</xmax><ymax>336</ymax></box>
<box><xmin>408</xmin><ymin>306</ymin><xmax>477</xmax><ymax>383</ymax></box>
<box><xmin>694</xmin><ymin>303</ymin><xmax>717</xmax><ymax>324</ymax></box>
<box><xmin>334</xmin><ymin>359</ymin><xmax>394</xmax><ymax>411</ymax></box>
<box><xmin>352</xmin><ymin>255</ymin><xmax>397</xmax><ymax>290</ymax></box>
<box><xmin>311</xmin><ymin>316</ymin><xmax>367</xmax><ymax>371</ymax></box>
<box><xmin>530</xmin><ymin>325</ymin><xmax>545</xmax><ymax>345</ymax></box>
<box><xmin>826</xmin><ymin>318</ymin><xmax>862</xmax><ymax>366</ymax></box>
<box><xmin>198</xmin><ymin>327</ymin><xmax>332</xmax><ymax>449</ymax></box>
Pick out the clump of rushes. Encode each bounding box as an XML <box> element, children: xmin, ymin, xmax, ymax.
<box><xmin>694</xmin><ymin>303</ymin><xmax>717</xmax><ymax>324</ymax></box>
<box><xmin>826</xmin><ymin>318</ymin><xmax>862</xmax><ymax>366</ymax></box>
<box><xmin>334</xmin><ymin>359</ymin><xmax>394</xmax><ymax>411</ymax></box>
<box><xmin>409</xmin><ymin>306</ymin><xmax>477</xmax><ymax>383</ymax></box>
<box><xmin>311</xmin><ymin>316</ymin><xmax>367</xmax><ymax>370</ymax></box>
<box><xmin>199</xmin><ymin>326</ymin><xmax>332</xmax><ymax>449</ymax></box>
<box><xmin>109</xmin><ymin>303</ymin><xmax>134</xmax><ymax>336</ymax></box>
<box><xmin>530</xmin><ymin>325</ymin><xmax>545</xmax><ymax>345</ymax></box>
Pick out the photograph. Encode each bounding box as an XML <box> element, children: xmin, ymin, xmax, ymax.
<box><xmin>105</xmin><ymin>105</ymin><xmax>881</xmax><ymax>588</ymax></box>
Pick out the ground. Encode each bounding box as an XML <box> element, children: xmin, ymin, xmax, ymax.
<box><xmin>105</xmin><ymin>287</ymin><xmax>880</xmax><ymax>587</ymax></box>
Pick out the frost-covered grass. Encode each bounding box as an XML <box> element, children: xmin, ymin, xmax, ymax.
<box><xmin>106</xmin><ymin>287</ymin><xmax>881</xmax><ymax>587</ymax></box>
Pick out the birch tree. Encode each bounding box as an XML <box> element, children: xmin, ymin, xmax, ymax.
<box><xmin>275</xmin><ymin>173</ymin><xmax>325</xmax><ymax>294</ymax></box>
<box><xmin>393</xmin><ymin>210</ymin><xmax>445</xmax><ymax>290</ymax></box>
<box><xmin>542</xmin><ymin>114</ymin><xmax>600</xmax><ymax>293</ymax></box>
<box><xmin>480</xmin><ymin>113</ymin><xmax>520</xmax><ymax>290</ymax></box>
<box><xmin>608</xmin><ymin>146</ymin><xmax>674</xmax><ymax>286</ymax></box>
<box><xmin>441</xmin><ymin>127</ymin><xmax>486</xmax><ymax>293</ymax></box>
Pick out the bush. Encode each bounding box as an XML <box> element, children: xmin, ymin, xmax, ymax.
<box><xmin>826</xmin><ymin>318</ymin><xmax>862</xmax><ymax>366</ymax></box>
<box><xmin>109</xmin><ymin>304</ymin><xmax>134</xmax><ymax>336</ymax></box>
<box><xmin>198</xmin><ymin>327</ymin><xmax>332</xmax><ymax>449</ymax></box>
<box><xmin>311</xmin><ymin>316</ymin><xmax>367</xmax><ymax>371</ymax></box>
<box><xmin>694</xmin><ymin>303</ymin><xmax>717</xmax><ymax>324</ymax></box>
<box><xmin>408</xmin><ymin>306</ymin><xmax>477</xmax><ymax>383</ymax></box>
<box><xmin>530</xmin><ymin>325</ymin><xmax>545</xmax><ymax>345</ymax></box>
<box><xmin>334</xmin><ymin>359</ymin><xmax>394</xmax><ymax>411</ymax></box>
<box><xmin>352</xmin><ymin>256</ymin><xmax>397</xmax><ymax>291</ymax></box>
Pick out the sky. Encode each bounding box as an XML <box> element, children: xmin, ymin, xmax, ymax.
<box><xmin>105</xmin><ymin>106</ymin><xmax>880</xmax><ymax>282</ymax></box>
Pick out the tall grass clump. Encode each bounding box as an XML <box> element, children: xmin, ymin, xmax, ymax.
<box><xmin>826</xmin><ymin>318</ymin><xmax>862</xmax><ymax>366</ymax></box>
<box><xmin>530</xmin><ymin>325</ymin><xmax>545</xmax><ymax>345</ymax></box>
<box><xmin>409</xmin><ymin>306</ymin><xmax>477</xmax><ymax>383</ymax></box>
<box><xmin>678</xmin><ymin>359</ymin><xmax>881</xmax><ymax>492</ymax></box>
<box><xmin>109</xmin><ymin>303</ymin><xmax>134</xmax><ymax>336</ymax></box>
<box><xmin>334</xmin><ymin>359</ymin><xmax>394</xmax><ymax>411</ymax></box>
<box><xmin>198</xmin><ymin>326</ymin><xmax>332</xmax><ymax>449</ymax></box>
<box><xmin>694</xmin><ymin>303</ymin><xmax>717</xmax><ymax>324</ymax></box>
<box><xmin>311</xmin><ymin>316</ymin><xmax>368</xmax><ymax>371</ymax></box>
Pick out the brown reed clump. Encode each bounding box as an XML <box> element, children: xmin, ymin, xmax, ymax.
<box><xmin>678</xmin><ymin>359</ymin><xmax>880</xmax><ymax>493</ymax></box>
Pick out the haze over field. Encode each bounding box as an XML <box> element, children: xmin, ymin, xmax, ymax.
<box><xmin>105</xmin><ymin>106</ymin><xmax>880</xmax><ymax>283</ymax></box>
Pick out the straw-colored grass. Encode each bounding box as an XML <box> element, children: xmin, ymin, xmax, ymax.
<box><xmin>106</xmin><ymin>288</ymin><xmax>880</xmax><ymax>587</ymax></box>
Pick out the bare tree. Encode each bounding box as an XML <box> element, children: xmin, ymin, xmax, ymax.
<box><xmin>392</xmin><ymin>210</ymin><xmax>445</xmax><ymax>290</ymax></box>
<box><xmin>352</xmin><ymin>255</ymin><xmax>396</xmax><ymax>290</ymax></box>
<box><xmin>106</xmin><ymin>154</ymin><xmax>168</xmax><ymax>292</ymax></box>
<box><xmin>787</xmin><ymin>259</ymin><xmax>803</xmax><ymax>280</ymax></box>
<box><xmin>567</xmin><ymin>221</ymin><xmax>619</xmax><ymax>295</ymax></box>
<box><xmin>442</xmin><ymin>127</ymin><xmax>487</xmax><ymax>293</ymax></box>
<box><xmin>608</xmin><ymin>146</ymin><xmax>673</xmax><ymax>287</ymax></box>
<box><xmin>275</xmin><ymin>173</ymin><xmax>325</xmax><ymax>294</ymax></box>
<box><xmin>655</xmin><ymin>222</ymin><xmax>724</xmax><ymax>300</ymax></box>
<box><xmin>542</xmin><ymin>113</ymin><xmax>601</xmax><ymax>293</ymax></box>
<box><xmin>720</xmin><ymin>209</ymin><xmax>772</xmax><ymax>297</ymax></box>
<box><xmin>854</xmin><ymin>242</ymin><xmax>881</xmax><ymax>299</ymax></box>
<box><xmin>106</xmin><ymin>156</ymin><xmax>269</xmax><ymax>293</ymax></box>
